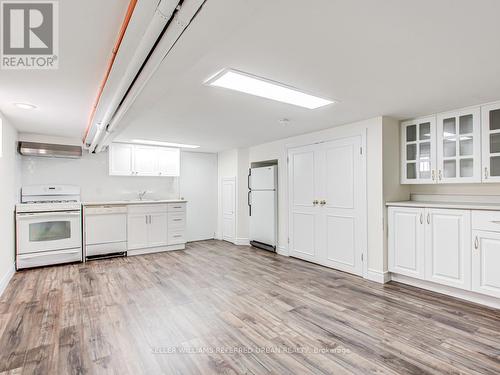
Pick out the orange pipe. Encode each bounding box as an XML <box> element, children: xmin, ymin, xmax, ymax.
<box><xmin>83</xmin><ymin>0</ymin><xmax>138</xmax><ymax>143</ymax></box>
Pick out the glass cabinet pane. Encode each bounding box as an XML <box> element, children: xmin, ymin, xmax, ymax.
<box><xmin>490</xmin><ymin>133</ymin><xmax>500</xmax><ymax>154</ymax></box>
<box><xmin>489</xmin><ymin>109</ymin><xmax>500</xmax><ymax>131</ymax></box>
<box><xmin>406</xmin><ymin>125</ymin><xmax>417</xmax><ymax>142</ymax></box>
<box><xmin>443</xmin><ymin>160</ymin><xmax>456</xmax><ymax>178</ymax></box>
<box><xmin>419</xmin><ymin>142</ymin><xmax>430</xmax><ymax>159</ymax></box>
<box><xmin>444</xmin><ymin>140</ymin><xmax>456</xmax><ymax>157</ymax></box>
<box><xmin>419</xmin><ymin>122</ymin><xmax>431</xmax><ymax>140</ymax></box>
<box><xmin>459</xmin><ymin>115</ymin><xmax>473</xmax><ymax>134</ymax></box>
<box><xmin>491</xmin><ymin>156</ymin><xmax>500</xmax><ymax>176</ymax></box>
<box><xmin>406</xmin><ymin>163</ymin><xmax>416</xmax><ymax>179</ymax></box>
<box><xmin>459</xmin><ymin>137</ymin><xmax>473</xmax><ymax>156</ymax></box>
<box><xmin>443</xmin><ymin>118</ymin><xmax>456</xmax><ymax>138</ymax></box>
<box><xmin>29</xmin><ymin>221</ymin><xmax>71</xmax><ymax>242</ymax></box>
<box><xmin>406</xmin><ymin>144</ymin><xmax>416</xmax><ymax>161</ymax></box>
<box><xmin>460</xmin><ymin>159</ymin><xmax>473</xmax><ymax>177</ymax></box>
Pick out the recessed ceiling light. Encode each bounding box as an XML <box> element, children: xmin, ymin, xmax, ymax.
<box><xmin>13</xmin><ymin>102</ymin><xmax>37</xmax><ymax>110</ymax></box>
<box><xmin>205</xmin><ymin>69</ymin><xmax>335</xmax><ymax>109</ymax></box>
<box><xmin>131</xmin><ymin>139</ymin><xmax>200</xmax><ymax>149</ymax></box>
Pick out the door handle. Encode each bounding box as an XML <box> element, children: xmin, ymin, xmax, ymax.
<box><xmin>248</xmin><ymin>191</ymin><xmax>252</xmax><ymax>216</ymax></box>
<box><xmin>420</xmin><ymin>213</ymin><xmax>423</xmax><ymax>224</ymax></box>
<box><xmin>427</xmin><ymin>213</ymin><xmax>430</xmax><ymax>224</ymax></box>
<box><xmin>438</xmin><ymin>169</ymin><xmax>442</xmax><ymax>181</ymax></box>
<box><xmin>485</xmin><ymin>167</ymin><xmax>489</xmax><ymax>180</ymax></box>
<box><xmin>431</xmin><ymin>170</ymin><xmax>435</xmax><ymax>181</ymax></box>
<box><xmin>320</xmin><ymin>200</ymin><xmax>326</xmax><ymax>205</ymax></box>
<box><xmin>248</xmin><ymin>169</ymin><xmax>251</xmax><ymax>190</ymax></box>
<box><xmin>313</xmin><ymin>200</ymin><xmax>319</xmax><ymax>205</ymax></box>
<box><xmin>474</xmin><ymin>236</ymin><xmax>479</xmax><ymax>250</ymax></box>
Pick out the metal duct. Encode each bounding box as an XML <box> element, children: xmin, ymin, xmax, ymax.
<box><xmin>18</xmin><ymin>142</ymin><xmax>83</xmax><ymax>159</ymax></box>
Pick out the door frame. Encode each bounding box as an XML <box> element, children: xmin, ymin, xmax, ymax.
<box><xmin>285</xmin><ymin>129</ymin><xmax>368</xmax><ymax>279</ymax></box>
<box><xmin>221</xmin><ymin>177</ymin><xmax>236</xmax><ymax>243</ymax></box>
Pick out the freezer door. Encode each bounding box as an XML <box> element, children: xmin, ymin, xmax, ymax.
<box><xmin>249</xmin><ymin>191</ymin><xmax>277</xmax><ymax>247</ymax></box>
<box><xmin>250</xmin><ymin>166</ymin><xmax>277</xmax><ymax>190</ymax></box>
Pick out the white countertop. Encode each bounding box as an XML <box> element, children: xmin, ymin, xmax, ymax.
<box><xmin>386</xmin><ymin>201</ymin><xmax>500</xmax><ymax>210</ymax></box>
<box><xmin>83</xmin><ymin>199</ymin><xmax>187</xmax><ymax>206</ymax></box>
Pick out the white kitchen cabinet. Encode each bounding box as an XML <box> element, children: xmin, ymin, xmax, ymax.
<box><xmin>127</xmin><ymin>205</ymin><xmax>168</xmax><ymax>250</ymax></box>
<box><xmin>109</xmin><ymin>143</ymin><xmax>134</xmax><ymax>176</ymax></box>
<box><xmin>388</xmin><ymin>207</ymin><xmax>425</xmax><ymax>279</ymax></box>
<box><xmin>127</xmin><ymin>213</ymin><xmax>149</xmax><ymax>249</ymax></box>
<box><xmin>472</xmin><ymin>230</ymin><xmax>500</xmax><ymax>298</ymax></box>
<box><xmin>288</xmin><ymin>136</ymin><xmax>364</xmax><ymax>276</ymax></box>
<box><xmin>148</xmin><ymin>212</ymin><xmax>168</xmax><ymax>247</ymax></box>
<box><xmin>109</xmin><ymin>143</ymin><xmax>180</xmax><ymax>177</ymax></box>
<box><xmin>481</xmin><ymin>101</ymin><xmax>500</xmax><ymax>182</ymax></box>
<box><xmin>400</xmin><ymin>117</ymin><xmax>437</xmax><ymax>184</ymax></box>
<box><xmin>424</xmin><ymin>209</ymin><xmax>471</xmax><ymax>290</ymax></box>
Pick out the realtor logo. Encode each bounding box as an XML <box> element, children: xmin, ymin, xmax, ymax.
<box><xmin>1</xmin><ymin>1</ymin><xmax>58</xmax><ymax>69</ymax></box>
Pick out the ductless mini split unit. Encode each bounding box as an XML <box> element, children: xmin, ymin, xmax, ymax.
<box><xmin>83</xmin><ymin>0</ymin><xmax>206</xmax><ymax>153</ymax></box>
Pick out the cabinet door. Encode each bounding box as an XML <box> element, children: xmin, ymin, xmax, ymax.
<box><xmin>148</xmin><ymin>212</ymin><xmax>168</xmax><ymax>247</ymax></box>
<box><xmin>388</xmin><ymin>207</ymin><xmax>425</xmax><ymax>279</ymax></box>
<box><xmin>288</xmin><ymin>144</ymin><xmax>321</xmax><ymax>263</ymax></box>
<box><xmin>134</xmin><ymin>146</ymin><xmax>157</xmax><ymax>176</ymax></box>
<box><xmin>472</xmin><ymin>230</ymin><xmax>500</xmax><ymax>298</ymax></box>
<box><xmin>156</xmin><ymin>147</ymin><xmax>180</xmax><ymax>176</ymax></box>
<box><xmin>481</xmin><ymin>101</ymin><xmax>500</xmax><ymax>182</ymax></box>
<box><xmin>109</xmin><ymin>143</ymin><xmax>134</xmax><ymax>176</ymax></box>
<box><xmin>127</xmin><ymin>214</ymin><xmax>148</xmax><ymax>250</ymax></box>
<box><xmin>437</xmin><ymin>107</ymin><xmax>481</xmax><ymax>183</ymax></box>
<box><xmin>424</xmin><ymin>209</ymin><xmax>471</xmax><ymax>290</ymax></box>
<box><xmin>400</xmin><ymin>117</ymin><xmax>437</xmax><ymax>184</ymax></box>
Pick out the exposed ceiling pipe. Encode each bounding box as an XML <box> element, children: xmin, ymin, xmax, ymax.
<box><xmin>86</xmin><ymin>0</ymin><xmax>182</xmax><ymax>151</ymax></box>
<box><xmin>82</xmin><ymin>0</ymin><xmax>138</xmax><ymax>144</ymax></box>
<box><xmin>93</xmin><ymin>0</ymin><xmax>207</xmax><ymax>153</ymax></box>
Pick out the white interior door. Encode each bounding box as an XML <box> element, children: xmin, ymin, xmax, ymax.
<box><xmin>319</xmin><ymin>137</ymin><xmax>363</xmax><ymax>276</ymax></box>
<box><xmin>424</xmin><ymin>209</ymin><xmax>471</xmax><ymax>290</ymax></box>
<box><xmin>222</xmin><ymin>178</ymin><xmax>236</xmax><ymax>242</ymax></box>
<box><xmin>288</xmin><ymin>144</ymin><xmax>320</xmax><ymax>262</ymax></box>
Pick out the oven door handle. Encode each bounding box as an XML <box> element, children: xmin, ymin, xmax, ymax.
<box><xmin>17</xmin><ymin>211</ymin><xmax>81</xmax><ymax>218</ymax></box>
<box><xmin>19</xmin><ymin>249</ymin><xmax>81</xmax><ymax>258</ymax></box>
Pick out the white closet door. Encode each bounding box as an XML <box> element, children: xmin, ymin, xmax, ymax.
<box><xmin>288</xmin><ymin>144</ymin><xmax>320</xmax><ymax>262</ymax></box>
<box><xmin>318</xmin><ymin>136</ymin><xmax>363</xmax><ymax>276</ymax></box>
<box><xmin>221</xmin><ymin>178</ymin><xmax>236</xmax><ymax>242</ymax></box>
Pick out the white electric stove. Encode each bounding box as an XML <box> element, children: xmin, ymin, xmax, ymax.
<box><xmin>16</xmin><ymin>185</ymin><xmax>83</xmax><ymax>269</ymax></box>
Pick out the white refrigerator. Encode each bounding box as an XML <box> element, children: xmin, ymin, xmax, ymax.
<box><xmin>248</xmin><ymin>165</ymin><xmax>278</xmax><ymax>252</ymax></box>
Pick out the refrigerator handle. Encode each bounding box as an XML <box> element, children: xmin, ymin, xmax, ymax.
<box><xmin>248</xmin><ymin>168</ymin><xmax>251</xmax><ymax>190</ymax></box>
<box><xmin>248</xmin><ymin>191</ymin><xmax>252</xmax><ymax>216</ymax></box>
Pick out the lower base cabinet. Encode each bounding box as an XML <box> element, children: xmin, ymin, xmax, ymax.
<box><xmin>389</xmin><ymin>205</ymin><xmax>500</xmax><ymax>303</ymax></box>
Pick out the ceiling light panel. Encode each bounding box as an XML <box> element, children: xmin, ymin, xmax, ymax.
<box><xmin>131</xmin><ymin>139</ymin><xmax>200</xmax><ymax>148</ymax></box>
<box><xmin>206</xmin><ymin>69</ymin><xmax>334</xmax><ymax>109</ymax></box>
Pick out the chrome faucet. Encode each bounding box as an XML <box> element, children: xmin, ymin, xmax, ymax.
<box><xmin>138</xmin><ymin>190</ymin><xmax>147</xmax><ymax>201</ymax></box>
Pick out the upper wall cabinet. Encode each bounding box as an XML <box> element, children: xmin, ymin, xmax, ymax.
<box><xmin>401</xmin><ymin>117</ymin><xmax>436</xmax><ymax>184</ymax></box>
<box><xmin>109</xmin><ymin>143</ymin><xmax>180</xmax><ymax>177</ymax></box>
<box><xmin>481</xmin><ymin>101</ymin><xmax>500</xmax><ymax>182</ymax></box>
<box><xmin>436</xmin><ymin>107</ymin><xmax>481</xmax><ymax>183</ymax></box>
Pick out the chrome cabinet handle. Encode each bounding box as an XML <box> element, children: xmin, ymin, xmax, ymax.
<box><xmin>474</xmin><ymin>236</ymin><xmax>479</xmax><ymax>250</ymax></box>
<box><xmin>427</xmin><ymin>213</ymin><xmax>430</xmax><ymax>224</ymax></box>
<box><xmin>485</xmin><ymin>167</ymin><xmax>489</xmax><ymax>180</ymax></box>
<box><xmin>431</xmin><ymin>170</ymin><xmax>435</xmax><ymax>181</ymax></box>
<box><xmin>320</xmin><ymin>200</ymin><xmax>326</xmax><ymax>205</ymax></box>
<box><xmin>438</xmin><ymin>170</ymin><xmax>442</xmax><ymax>181</ymax></box>
<box><xmin>420</xmin><ymin>213</ymin><xmax>423</xmax><ymax>224</ymax></box>
<box><xmin>313</xmin><ymin>200</ymin><xmax>319</xmax><ymax>205</ymax></box>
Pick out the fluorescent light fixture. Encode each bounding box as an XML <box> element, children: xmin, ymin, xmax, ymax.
<box><xmin>205</xmin><ymin>69</ymin><xmax>334</xmax><ymax>109</ymax></box>
<box><xmin>13</xmin><ymin>102</ymin><xmax>37</xmax><ymax>110</ymax></box>
<box><xmin>131</xmin><ymin>139</ymin><xmax>200</xmax><ymax>149</ymax></box>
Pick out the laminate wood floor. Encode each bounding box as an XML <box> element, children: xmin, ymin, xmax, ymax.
<box><xmin>0</xmin><ymin>240</ymin><xmax>499</xmax><ymax>374</ymax></box>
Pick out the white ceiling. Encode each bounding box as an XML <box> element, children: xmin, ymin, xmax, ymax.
<box><xmin>0</xmin><ymin>0</ymin><xmax>130</xmax><ymax>138</ymax></box>
<box><xmin>3</xmin><ymin>0</ymin><xmax>500</xmax><ymax>152</ymax></box>
<box><xmin>114</xmin><ymin>0</ymin><xmax>500</xmax><ymax>152</ymax></box>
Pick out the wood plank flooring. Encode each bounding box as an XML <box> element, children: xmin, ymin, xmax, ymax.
<box><xmin>0</xmin><ymin>240</ymin><xmax>499</xmax><ymax>374</ymax></box>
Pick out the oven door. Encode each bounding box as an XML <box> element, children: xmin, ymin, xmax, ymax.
<box><xmin>17</xmin><ymin>211</ymin><xmax>82</xmax><ymax>254</ymax></box>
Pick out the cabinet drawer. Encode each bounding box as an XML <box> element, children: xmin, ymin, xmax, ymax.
<box><xmin>168</xmin><ymin>230</ymin><xmax>186</xmax><ymax>245</ymax></box>
<box><xmin>472</xmin><ymin>210</ymin><xmax>500</xmax><ymax>232</ymax></box>
<box><xmin>128</xmin><ymin>204</ymin><xmax>168</xmax><ymax>214</ymax></box>
<box><xmin>168</xmin><ymin>202</ymin><xmax>186</xmax><ymax>212</ymax></box>
<box><xmin>168</xmin><ymin>213</ymin><xmax>185</xmax><ymax>229</ymax></box>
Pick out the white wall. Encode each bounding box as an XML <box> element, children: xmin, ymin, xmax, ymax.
<box><xmin>248</xmin><ymin>117</ymin><xmax>398</xmax><ymax>275</ymax></box>
<box><xmin>179</xmin><ymin>152</ymin><xmax>217</xmax><ymax>241</ymax></box>
<box><xmin>0</xmin><ymin>114</ymin><xmax>20</xmax><ymax>296</ymax></box>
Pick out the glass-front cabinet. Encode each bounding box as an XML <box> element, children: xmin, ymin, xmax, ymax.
<box><xmin>400</xmin><ymin>117</ymin><xmax>436</xmax><ymax>184</ymax></box>
<box><xmin>436</xmin><ymin>107</ymin><xmax>481</xmax><ymax>183</ymax></box>
<box><xmin>481</xmin><ymin>101</ymin><xmax>500</xmax><ymax>182</ymax></box>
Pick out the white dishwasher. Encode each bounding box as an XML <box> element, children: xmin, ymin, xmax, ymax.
<box><xmin>84</xmin><ymin>205</ymin><xmax>127</xmax><ymax>259</ymax></box>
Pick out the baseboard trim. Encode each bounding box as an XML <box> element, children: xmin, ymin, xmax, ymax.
<box><xmin>277</xmin><ymin>245</ymin><xmax>289</xmax><ymax>256</ymax></box>
<box><xmin>127</xmin><ymin>244</ymin><xmax>185</xmax><ymax>256</ymax></box>
<box><xmin>365</xmin><ymin>269</ymin><xmax>391</xmax><ymax>284</ymax></box>
<box><xmin>0</xmin><ymin>263</ymin><xmax>15</xmax><ymax>298</ymax></box>
<box><xmin>234</xmin><ymin>238</ymin><xmax>250</xmax><ymax>246</ymax></box>
<box><xmin>391</xmin><ymin>273</ymin><xmax>500</xmax><ymax>309</ymax></box>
